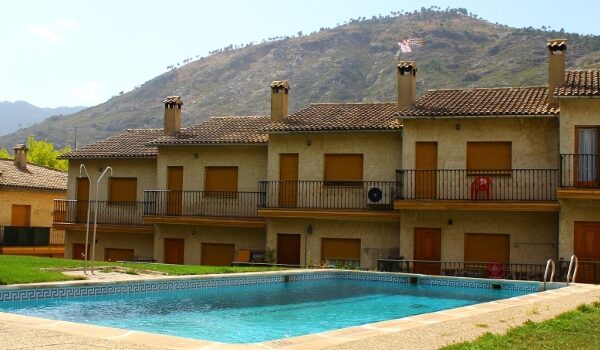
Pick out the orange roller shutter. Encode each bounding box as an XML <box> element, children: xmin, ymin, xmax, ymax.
<box><xmin>109</xmin><ymin>178</ymin><xmax>137</xmax><ymax>201</ymax></box>
<box><xmin>205</xmin><ymin>167</ymin><xmax>238</xmax><ymax>192</ymax></box>
<box><xmin>324</xmin><ymin>154</ymin><xmax>363</xmax><ymax>181</ymax></box>
<box><xmin>466</xmin><ymin>142</ymin><xmax>511</xmax><ymax>172</ymax></box>
<box><xmin>322</xmin><ymin>238</ymin><xmax>361</xmax><ymax>260</ymax></box>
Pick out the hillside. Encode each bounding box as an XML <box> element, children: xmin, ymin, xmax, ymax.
<box><xmin>0</xmin><ymin>101</ymin><xmax>85</xmax><ymax>138</ymax></box>
<box><xmin>2</xmin><ymin>9</ymin><xmax>600</xmax><ymax>148</ymax></box>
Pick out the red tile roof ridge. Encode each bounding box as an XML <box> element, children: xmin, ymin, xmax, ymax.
<box><xmin>309</xmin><ymin>102</ymin><xmax>395</xmax><ymax>105</ymax></box>
<box><xmin>424</xmin><ymin>86</ymin><xmax>547</xmax><ymax>92</ymax></box>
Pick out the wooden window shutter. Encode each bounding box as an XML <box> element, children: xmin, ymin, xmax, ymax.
<box><xmin>205</xmin><ymin>166</ymin><xmax>238</xmax><ymax>192</ymax></box>
<box><xmin>109</xmin><ymin>178</ymin><xmax>137</xmax><ymax>202</ymax></box>
<box><xmin>464</xmin><ymin>233</ymin><xmax>510</xmax><ymax>263</ymax></box>
<box><xmin>324</xmin><ymin>154</ymin><xmax>363</xmax><ymax>181</ymax></box>
<box><xmin>466</xmin><ymin>142</ymin><xmax>511</xmax><ymax>171</ymax></box>
<box><xmin>322</xmin><ymin>238</ymin><xmax>361</xmax><ymax>260</ymax></box>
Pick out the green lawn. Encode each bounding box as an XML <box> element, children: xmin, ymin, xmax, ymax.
<box><xmin>0</xmin><ymin>255</ymin><xmax>283</xmax><ymax>285</ymax></box>
<box><xmin>444</xmin><ymin>302</ymin><xmax>600</xmax><ymax>350</ymax></box>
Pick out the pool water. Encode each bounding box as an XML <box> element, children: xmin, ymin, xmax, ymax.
<box><xmin>0</xmin><ymin>279</ymin><xmax>530</xmax><ymax>343</ymax></box>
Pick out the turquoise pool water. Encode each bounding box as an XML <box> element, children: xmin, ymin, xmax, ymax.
<box><xmin>0</xmin><ymin>278</ymin><xmax>531</xmax><ymax>343</ymax></box>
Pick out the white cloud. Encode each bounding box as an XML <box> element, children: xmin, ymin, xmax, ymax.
<box><xmin>28</xmin><ymin>20</ymin><xmax>77</xmax><ymax>43</ymax></box>
<box><xmin>70</xmin><ymin>81</ymin><xmax>105</xmax><ymax>103</ymax></box>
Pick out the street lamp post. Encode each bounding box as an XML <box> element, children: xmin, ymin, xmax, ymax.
<box><xmin>90</xmin><ymin>166</ymin><xmax>112</xmax><ymax>274</ymax></box>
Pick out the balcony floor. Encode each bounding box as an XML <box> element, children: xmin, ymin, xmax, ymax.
<box><xmin>257</xmin><ymin>208</ymin><xmax>401</xmax><ymax>221</ymax></box>
<box><xmin>394</xmin><ymin>200</ymin><xmax>560</xmax><ymax>212</ymax></box>
<box><xmin>557</xmin><ymin>188</ymin><xmax>600</xmax><ymax>200</ymax></box>
<box><xmin>143</xmin><ymin>215</ymin><xmax>265</xmax><ymax>228</ymax></box>
<box><xmin>53</xmin><ymin>223</ymin><xmax>155</xmax><ymax>234</ymax></box>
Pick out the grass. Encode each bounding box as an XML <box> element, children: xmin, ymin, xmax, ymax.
<box><xmin>0</xmin><ymin>255</ymin><xmax>283</xmax><ymax>285</ymax></box>
<box><xmin>444</xmin><ymin>302</ymin><xmax>600</xmax><ymax>350</ymax></box>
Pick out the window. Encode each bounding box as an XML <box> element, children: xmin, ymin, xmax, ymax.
<box><xmin>466</xmin><ymin>142</ymin><xmax>511</xmax><ymax>173</ymax></box>
<box><xmin>324</xmin><ymin>154</ymin><xmax>363</xmax><ymax>186</ymax></box>
<box><xmin>321</xmin><ymin>238</ymin><xmax>361</xmax><ymax>267</ymax></box>
<box><xmin>575</xmin><ymin>127</ymin><xmax>599</xmax><ymax>185</ymax></box>
<box><xmin>205</xmin><ymin>166</ymin><xmax>238</xmax><ymax>193</ymax></box>
<box><xmin>109</xmin><ymin>177</ymin><xmax>137</xmax><ymax>202</ymax></box>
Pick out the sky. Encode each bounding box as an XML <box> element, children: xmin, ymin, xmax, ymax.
<box><xmin>1</xmin><ymin>0</ymin><xmax>599</xmax><ymax>108</ymax></box>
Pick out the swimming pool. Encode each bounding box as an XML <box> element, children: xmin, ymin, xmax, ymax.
<box><xmin>0</xmin><ymin>271</ymin><xmax>544</xmax><ymax>344</ymax></box>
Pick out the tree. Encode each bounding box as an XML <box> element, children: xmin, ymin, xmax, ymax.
<box><xmin>0</xmin><ymin>148</ymin><xmax>11</xmax><ymax>159</ymax></box>
<box><xmin>24</xmin><ymin>135</ymin><xmax>71</xmax><ymax>171</ymax></box>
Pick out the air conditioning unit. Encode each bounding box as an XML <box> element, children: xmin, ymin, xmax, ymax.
<box><xmin>367</xmin><ymin>186</ymin><xmax>393</xmax><ymax>210</ymax></box>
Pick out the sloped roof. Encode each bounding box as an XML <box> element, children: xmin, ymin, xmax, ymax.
<box><xmin>59</xmin><ymin>129</ymin><xmax>162</xmax><ymax>159</ymax></box>
<box><xmin>397</xmin><ymin>87</ymin><xmax>559</xmax><ymax>118</ymax></box>
<box><xmin>0</xmin><ymin>159</ymin><xmax>67</xmax><ymax>191</ymax></box>
<box><xmin>264</xmin><ymin>103</ymin><xmax>402</xmax><ymax>132</ymax></box>
<box><xmin>555</xmin><ymin>70</ymin><xmax>600</xmax><ymax>97</ymax></box>
<box><xmin>149</xmin><ymin>116</ymin><xmax>270</xmax><ymax>145</ymax></box>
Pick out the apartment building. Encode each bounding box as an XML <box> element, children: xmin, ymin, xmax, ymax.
<box><xmin>1</xmin><ymin>145</ymin><xmax>67</xmax><ymax>257</ymax></box>
<box><xmin>54</xmin><ymin>38</ymin><xmax>600</xmax><ymax>281</ymax></box>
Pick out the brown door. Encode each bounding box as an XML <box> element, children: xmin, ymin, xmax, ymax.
<box><xmin>201</xmin><ymin>243</ymin><xmax>235</xmax><ymax>266</ymax></box>
<box><xmin>11</xmin><ymin>205</ymin><xmax>31</xmax><ymax>227</ymax></box>
<box><xmin>164</xmin><ymin>238</ymin><xmax>185</xmax><ymax>264</ymax></box>
<box><xmin>167</xmin><ymin>166</ymin><xmax>184</xmax><ymax>215</ymax></box>
<box><xmin>76</xmin><ymin>177</ymin><xmax>90</xmax><ymax>223</ymax></box>
<box><xmin>415</xmin><ymin>142</ymin><xmax>437</xmax><ymax>199</ymax></box>
<box><xmin>414</xmin><ymin>228</ymin><xmax>441</xmax><ymax>275</ymax></box>
<box><xmin>277</xmin><ymin>233</ymin><xmax>301</xmax><ymax>265</ymax></box>
<box><xmin>575</xmin><ymin>127</ymin><xmax>599</xmax><ymax>187</ymax></box>
<box><xmin>72</xmin><ymin>243</ymin><xmax>89</xmax><ymax>260</ymax></box>
<box><xmin>105</xmin><ymin>248</ymin><xmax>135</xmax><ymax>262</ymax></box>
<box><xmin>279</xmin><ymin>154</ymin><xmax>298</xmax><ymax>207</ymax></box>
<box><xmin>574</xmin><ymin>222</ymin><xmax>600</xmax><ymax>284</ymax></box>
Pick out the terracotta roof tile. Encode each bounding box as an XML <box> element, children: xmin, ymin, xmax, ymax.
<box><xmin>59</xmin><ymin>129</ymin><xmax>162</xmax><ymax>159</ymax></box>
<box><xmin>264</xmin><ymin>103</ymin><xmax>401</xmax><ymax>132</ymax></box>
<box><xmin>398</xmin><ymin>87</ymin><xmax>558</xmax><ymax>118</ymax></box>
<box><xmin>555</xmin><ymin>70</ymin><xmax>600</xmax><ymax>97</ymax></box>
<box><xmin>0</xmin><ymin>159</ymin><xmax>67</xmax><ymax>191</ymax></box>
<box><xmin>149</xmin><ymin>116</ymin><xmax>270</xmax><ymax>145</ymax></box>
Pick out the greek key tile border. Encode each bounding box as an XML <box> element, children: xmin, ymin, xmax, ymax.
<box><xmin>0</xmin><ymin>271</ymin><xmax>539</xmax><ymax>302</ymax></box>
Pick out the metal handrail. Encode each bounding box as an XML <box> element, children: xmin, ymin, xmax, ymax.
<box><xmin>566</xmin><ymin>255</ymin><xmax>579</xmax><ymax>285</ymax></box>
<box><xmin>543</xmin><ymin>259</ymin><xmax>555</xmax><ymax>290</ymax></box>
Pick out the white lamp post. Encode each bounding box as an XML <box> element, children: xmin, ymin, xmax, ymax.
<box><xmin>79</xmin><ymin>164</ymin><xmax>92</xmax><ymax>274</ymax></box>
<box><xmin>90</xmin><ymin>166</ymin><xmax>112</xmax><ymax>274</ymax></box>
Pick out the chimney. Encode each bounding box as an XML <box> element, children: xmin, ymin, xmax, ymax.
<box><xmin>270</xmin><ymin>81</ymin><xmax>290</xmax><ymax>122</ymax></box>
<box><xmin>397</xmin><ymin>61</ymin><xmax>417</xmax><ymax>109</ymax></box>
<box><xmin>13</xmin><ymin>144</ymin><xmax>28</xmax><ymax>170</ymax></box>
<box><xmin>547</xmin><ymin>39</ymin><xmax>567</xmax><ymax>106</ymax></box>
<box><xmin>163</xmin><ymin>96</ymin><xmax>183</xmax><ymax>136</ymax></box>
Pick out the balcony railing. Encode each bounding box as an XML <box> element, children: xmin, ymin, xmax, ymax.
<box><xmin>53</xmin><ymin>200</ymin><xmax>151</xmax><ymax>226</ymax></box>
<box><xmin>258</xmin><ymin>180</ymin><xmax>397</xmax><ymax>210</ymax></box>
<box><xmin>560</xmin><ymin>154</ymin><xmax>600</xmax><ymax>188</ymax></box>
<box><xmin>395</xmin><ymin>169</ymin><xmax>559</xmax><ymax>201</ymax></box>
<box><xmin>143</xmin><ymin>190</ymin><xmax>262</xmax><ymax>218</ymax></box>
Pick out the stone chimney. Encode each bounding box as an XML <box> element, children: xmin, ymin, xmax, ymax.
<box><xmin>163</xmin><ymin>96</ymin><xmax>183</xmax><ymax>136</ymax></box>
<box><xmin>270</xmin><ymin>81</ymin><xmax>290</xmax><ymax>122</ymax></box>
<box><xmin>13</xmin><ymin>144</ymin><xmax>28</xmax><ymax>170</ymax></box>
<box><xmin>397</xmin><ymin>61</ymin><xmax>417</xmax><ymax>109</ymax></box>
<box><xmin>547</xmin><ymin>39</ymin><xmax>567</xmax><ymax>106</ymax></box>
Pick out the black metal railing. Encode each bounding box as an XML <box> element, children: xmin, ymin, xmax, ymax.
<box><xmin>143</xmin><ymin>190</ymin><xmax>262</xmax><ymax>218</ymax></box>
<box><xmin>258</xmin><ymin>180</ymin><xmax>397</xmax><ymax>210</ymax></box>
<box><xmin>395</xmin><ymin>169</ymin><xmax>559</xmax><ymax>201</ymax></box>
<box><xmin>0</xmin><ymin>226</ymin><xmax>51</xmax><ymax>246</ymax></box>
<box><xmin>53</xmin><ymin>200</ymin><xmax>151</xmax><ymax>226</ymax></box>
<box><xmin>560</xmin><ymin>154</ymin><xmax>600</xmax><ymax>188</ymax></box>
<box><xmin>378</xmin><ymin>259</ymin><xmax>548</xmax><ymax>281</ymax></box>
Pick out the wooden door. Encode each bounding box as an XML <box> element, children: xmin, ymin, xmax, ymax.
<box><xmin>105</xmin><ymin>248</ymin><xmax>134</xmax><ymax>262</ymax></box>
<box><xmin>11</xmin><ymin>205</ymin><xmax>31</xmax><ymax>227</ymax></box>
<box><xmin>277</xmin><ymin>233</ymin><xmax>301</xmax><ymax>265</ymax></box>
<box><xmin>76</xmin><ymin>177</ymin><xmax>90</xmax><ymax>223</ymax></box>
<box><xmin>279</xmin><ymin>154</ymin><xmax>299</xmax><ymax>207</ymax></box>
<box><xmin>415</xmin><ymin>142</ymin><xmax>437</xmax><ymax>199</ymax></box>
<box><xmin>167</xmin><ymin>166</ymin><xmax>183</xmax><ymax>215</ymax></box>
<box><xmin>201</xmin><ymin>243</ymin><xmax>235</xmax><ymax>266</ymax></box>
<box><xmin>575</xmin><ymin>127</ymin><xmax>599</xmax><ymax>187</ymax></box>
<box><xmin>574</xmin><ymin>222</ymin><xmax>600</xmax><ymax>284</ymax></box>
<box><xmin>164</xmin><ymin>238</ymin><xmax>185</xmax><ymax>264</ymax></box>
<box><xmin>413</xmin><ymin>228</ymin><xmax>441</xmax><ymax>275</ymax></box>
<box><xmin>72</xmin><ymin>243</ymin><xmax>89</xmax><ymax>260</ymax></box>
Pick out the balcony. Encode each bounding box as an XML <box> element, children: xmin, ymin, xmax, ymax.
<box><xmin>143</xmin><ymin>190</ymin><xmax>264</xmax><ymax>227</ymax></box>
<box><xmin>559</xmin><ymin>154</ymin><xmax>600</xmax><ymax>198</ymax></box>
<box><xmin>257</xmin><ymin>181</ymin><xmax>399</xmax><ymax>220</ymax></box>
<box><xmin>395</xmin><ymin>169</ymin><xmax>559</xmax><ymax>211</ymax></box>
<box><xmin>53</xmin><ymin>200</ymin><xmax>152</xmax><ymax>228</ymax></box>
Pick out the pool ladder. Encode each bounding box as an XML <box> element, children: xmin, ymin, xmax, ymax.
<box><xmin>542</xmin><ymin>259</ymin><xmax>555</xmax><ymax>291</ymax></box>
<box><xmin>566</xmin><ymin>255</ymin><xmax>579</xmax><ymax>286</ymax></box>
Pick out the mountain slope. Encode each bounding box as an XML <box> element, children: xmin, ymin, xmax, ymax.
<box><xmin>0</xmin><ymin>101</ymin><xmax>86</xmax><ymax>138</ymax></box>
<box><xmin>2</xmin><ymin>10</ymin><xmax>600</xmax><ymax>148</ymax></box>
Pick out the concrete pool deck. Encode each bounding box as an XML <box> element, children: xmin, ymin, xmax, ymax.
<box><xmin>0</xmin><ymin>272</ymin><xmax>599</xmax><ymax>350</ymax></box>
